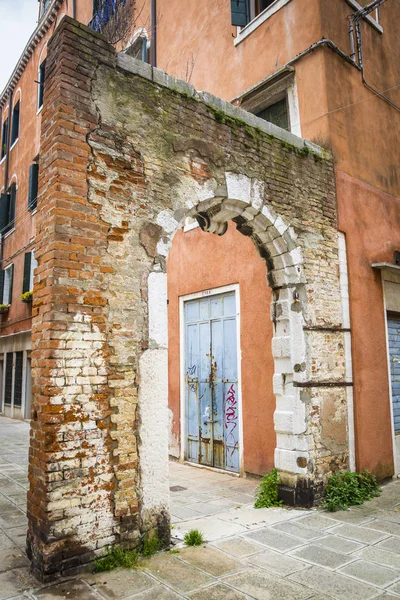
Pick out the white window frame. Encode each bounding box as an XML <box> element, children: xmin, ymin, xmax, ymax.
<box><xmin>3</xmin><ymin>264</ymin><xmax>13</xmax><ymax>305</ymax></box>
<box><xmin>235</xmin><ymin>0</ymin><xmax>293</xmax><ymax>46</ymax></box>
<box><xmin>29</xmin><ymin>251</ymin><xmax>38</xmax><ymax>292</ymax></box>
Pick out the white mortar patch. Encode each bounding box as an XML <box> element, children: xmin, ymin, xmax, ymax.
<box><xmin>138</xmin><ymin>348</ymin><xmax>170</xmax><ymax>513</ymax></box>
<box><xmin>148</xmin><ymin>272</ymin><xmax>168</xmax><ymax>348</ymax></box>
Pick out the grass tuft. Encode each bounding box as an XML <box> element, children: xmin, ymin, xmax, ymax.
<box><xmin>141</xmin><ymin>535</ymin><xmax>162</xmax><ymax>557</ymax></box>
<box><xmin>323</xmin><ymin>470</ymin><xmax>381</xmax><ymax>512</ymax></box>
<box><xmin>94</xmin><ymin>546</ymin><xmax>138</xmax><ymax>572</ymax></box>
<box><xmin>254</xmin><ymin>468</ymin><xmax>283</xmax><ymax>509</ymax></box>
<box><xmin>184</xmin><ymin>529</ymin><xmax>205</xmax><ymax>546</ymax></box>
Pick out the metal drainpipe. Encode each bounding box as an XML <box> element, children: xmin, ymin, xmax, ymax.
<box><xmin>150</xmin><ymin>0</ymin><xmax>157</xmax><ymax>68</ymax></box>
<box><xmin>72</xmin><ymin>0</ymin><xmax>76</xmax><ymax>19</ymax></box>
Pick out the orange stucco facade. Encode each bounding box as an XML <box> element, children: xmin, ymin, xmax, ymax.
<box><xmin>1</xmin><ymin>0</ymin><xmax>399</xmax><ymax>479</ymax></box>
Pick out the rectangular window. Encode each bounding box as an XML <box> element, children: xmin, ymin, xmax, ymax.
<box><xmin>2</xmin><ymin>264</ymin><xmax>14</xmax><ymax>305</ymax></box>
<box><xmin>256</xmin><ymin>97</ymin><xmax>289</xmax><ymax>130</ymax></box>
<box><xmin>23</xmin><ymin>251</ymin><xmax>37</xmax><ymax>293</ymax></box>
<box><xmin>1</xmin><ymin>118</ymin><xmax>8</xmax><ymax>160</ymax></box>
<box><xmin>38</xmin><ymin>60</ymin><xmax>46</xmax><ymax>110</ymax></box>
<box><xmin>28</xmin><ymin>162</ymin><xmax>39</xmax><ymax>211</ymax></box>
<box><xmin>13</xmin><ymin>352</ymin><xmax>23</xmax><ymax>408</ymax></box>
<box><xmin>126</xmin><ymin>36</ymin><xmax>149</xmax><ymax>62</ymax></box>
<box><xmin>4</xmin><ymin>353</ymin><xmax>13</xmax><ymax>406</ymax></box>
<box><xmin>231</xmin><ymin>0</ymin><xmax>275</xmax><ymax>26</ymax></box>
<box><xmin>11</xmin><ymin>100</ymin><xmax>20</xmax><ymax>146</ymax></box>
<box><xmin>0</xmin><ymin>183</ymin><xmax>16</xmax><ymax>235</ymax></box>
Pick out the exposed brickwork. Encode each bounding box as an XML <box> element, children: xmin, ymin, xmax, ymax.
<box><xmin>27</xmin><ymin>16</ymin><xmax>348</xmax><ymax>578</ymax></box>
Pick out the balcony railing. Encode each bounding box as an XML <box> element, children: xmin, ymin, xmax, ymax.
<box><xmin>89</xmin><ymin>0</ymin><xmax>127</xmax><ymax>33</ymax></box>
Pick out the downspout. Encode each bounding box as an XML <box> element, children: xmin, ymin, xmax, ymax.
<box><xmin>72</xmin><ymin>0</ymin><xmax>76</xmax><ymax>19</ymax></box>
<box><xmin>150</xmin><ymin>0</ymin><xmax>157</xmax><ymax>67</ymax></box>
<box><xmin>349</xmin><ymin>0</ymin><xmax>400</xmax><ymax>112</ymax></box>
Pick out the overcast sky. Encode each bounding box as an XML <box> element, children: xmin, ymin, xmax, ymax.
<box><xmin>0</xmin><ymin>0</ymin><xmax>39</xmax><ymax>93</ymax></box>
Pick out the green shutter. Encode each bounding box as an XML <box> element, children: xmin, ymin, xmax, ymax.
<box><xmin>231</xmin><ymin>0</ymin><xmax>249</xmax><ymax>26</ymax></box>
<box><xmin>0</xmin><ymin>193</ymin><xmax>10</xmax><ymax>235</ymax></box>
<box><xmin>0</xmin><ymin>269</ymin><xmax>4</xmax><ymax>304</ymax></box>
<box><xmin>8</xmin><ymin>184</ymin><xmax>16</xmax><ymax>231</ymax></box>
<box><xmin>23</xmin><ymin>252</ymin><xmax>32</xmax><ymax>294</ymax></box>
<box><xmin>7</xmin><ymin>264</ymin><xmax>14</xmax><ymax>305</ymax></box>
<box><xmin>28</xmin><ymin>163</ymin><xmax>39</xmax><ymax>210</ymax></box>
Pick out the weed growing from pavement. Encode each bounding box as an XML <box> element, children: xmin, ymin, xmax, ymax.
<box><xmin>141</xmin><ymin>535</ymin><xmax>162</xmax><ymax>557</ymax></box>
<box><xmin>254</xmin><ymin>468</ymin><xmax>283</xmax><ymax>509</ymax></box>
<box><xmin>323</xmin><ymin>470</ymin><xmax>381</xmax><ymax>511</ymax></box>
<box><xmin>184</xmin><ymin>529</ymin><xmax>205</xmax><ymax>546</ymax></box>
<box><xmin>94</xmin><ymin>546</ymin><xmax>138</xmax><ymax>572</ymax></box>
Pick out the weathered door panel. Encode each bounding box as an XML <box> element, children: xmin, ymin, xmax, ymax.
<box><xmin>184</xmin><ymin>291</ymin><xmax>239</xmax><ymax>472</ymax></box>
<box><xmin>223</xmin><ymin>316</ymin><xmax>239</xmax><ymax>472</ymax></box>
<box><xmin>388</xmin><ymin>314</ymin><xmax>400</xmax><ymax>474</ymax></box>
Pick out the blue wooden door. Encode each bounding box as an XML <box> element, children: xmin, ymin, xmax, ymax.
<box><xmin>388</xmin><ymin>314</ymin><xmax>400</xmax><ymax>435</ymax></box>
<box><xmin>184</xmin><ymin>291</ymin><xmax>239</xmax><ymax>472</ymax></box>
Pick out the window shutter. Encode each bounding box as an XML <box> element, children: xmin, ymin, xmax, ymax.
<box><xmin>28</xmin><ymin>163</ymin><xmax>39</xmax><ymax>210</ymax></box>
<box><xmin>231</xmin><ymin>0</ymin><xmax>249</xmax><ymax>26</ymax></box>
<box><xmin>0</xmin><ymin>269</ymin><xmax>4</xmax><ymax>304</ymax></box>
<box><xmin>9</xmin><ymin>184</ymin><xmax>16</xmax><ymax>230</ymax></box>
<box><xmin>7</xmin><ymin>264</ymin><xmax>14</xmax><ymax>305</ymax></box>
<box><xmin>11</xmin><ymin>101</ymin><xmax>20</xmax><ymax>145</ymax></box>
<box><xmin>0</xmin><ymin>193</ymin><xmax>10</xmax><ymax>235</ymax></box>
<box><xmin>23</xmin><ymin>252</ymin><xmax>32</xmax><ymax>294</ymax></box>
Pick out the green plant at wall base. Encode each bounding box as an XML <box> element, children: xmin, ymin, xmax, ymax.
<box><xmin>254</xmin><ymin>468</ymin><xmax>283</xmax><ymax>509</ymax></box>
<box><xmin>141</xmin><ymin>535</ymin><xmax>162</xmax><ymax>557</ymax></box>
<box><xmin>184</xmin><ymin>529</ymin><xmax>205</xmax><ymax>546</ymax></box>
<box><xmin>323</xmin><ymin>470</ymin><xmax>381</xmax><ymax>512</ymax></box>
<box><xmin>94</xmin><ymin>546</ymin><xmax>138</xmax><ymax>572</ymax></box>
<box><xmin>21</xmin><ymin>291</ymin><xmax>33</xmax><ymax>303</ymax></box>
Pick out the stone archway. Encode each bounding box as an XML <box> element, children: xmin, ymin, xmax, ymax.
<box><xmin>27</xmin><ymin>16</ymin><xmax>350</xmax><ymax>580</ymax></box>
<box><xmin>139</xmin><ymin>172</ymin><xmax>312</xmax><ymax>535</ymax></box>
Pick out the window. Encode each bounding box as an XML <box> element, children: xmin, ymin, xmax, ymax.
<box><xmin>38</xmin><ymin>60</ymin><xmax>46</xmax><ymax>110</ymax></box>
<box><xmin>235</xmin><ymin>67</ymin><xmax>302</xmax><ymax>136</ymax></box>
<box><xmin>1</xmin><ymin>264</ymin><xmax>14</xmax><ymax>305</ymax></box>
<box><xmin>0</xmin><ymin>183</ymin><xmax>16</xmax><ymax>235</ymax></box>
<box><xmin>28</xmin><ymin>162</ymin><xmax>39</xmax><ymax>211</ymax></box>
<box><xmin>22</xmin><ymin>251</ymin><xmax>37</xmax><ymax>294</ymax></box>
<box><xmin>40</xmin><ymin>0</ymin><xmax>51</xmax><ymax>18</ymax></box>
<box><xmin>125</xmin><ymin>36</ymin><xmax>149</xmax><ymax>62</ymax></box>
<box><xmin>1</xmin><ymin>118</ymin><xmax>8</xmax><ymax>160</ymax></box>
<box><xmin>3</xmin><ymin>351</ymin><xmax>24</xmax><ymax>411</ymax></box>
<box><xmin>256</xmin><ymin>97</ymin><xmax>289</xmax><ymax>130</ymax></box>
<box><xmin>10</xmin><ymin>100</ymin><xmax>20</xmax><ymax>146</ymax></box>
<box><xmin>13</xmin><ymin>352</ymin><xmax>23</xmax><ymax>408</ymax></box>
<box><xmin>4</xmin><ymin>353</ymin><xmax>13</xmax><ymax>406</ymax></box>
<box><xmin>231</xmin><ymin>0</ymin><xmax>276</xmax><ymax>27</ymax></box>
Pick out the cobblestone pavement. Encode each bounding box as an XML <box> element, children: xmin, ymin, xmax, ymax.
<box><xmin>1</xmin><ymin>417</ymin><xmax>400</xmax><ymax>599</ymax></box>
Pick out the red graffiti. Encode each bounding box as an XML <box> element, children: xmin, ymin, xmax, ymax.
<box><xmin>225</xmin><ymin>384</ymin><xmax>238</xmax><ymax>457</ymax></box>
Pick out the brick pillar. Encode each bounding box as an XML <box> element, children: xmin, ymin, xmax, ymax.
<box><xmin>26</xmin><ymin>17</ymin><xmax>147</xmax><ymax>580</ymax></box>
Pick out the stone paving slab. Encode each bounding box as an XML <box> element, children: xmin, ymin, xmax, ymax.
<box><xmin>355</xmin><ymin>545</ymin><xmax>400</xmax><ymax>569</ymax></box>
<box><xmin>329</xmin><ymin>523</ymin><xmax>389</xmax><ymax>544</ymax></box>
<box><xmin>140</xmin><ymin>554</ymin><xmax>214</xmax><ymax>593</ymax></box>
<box><xmin>177</xmin><ymin>545</ymin><xmax>243</xmax><ymax>576</ymax></box>
<box><xmin>246</xmin><ymin>548</ymin><xmax>308</xmax><ymax>576</ymax></box>
<box><xmin>289</xmin><ymin>565</ymin><xmax>380</xmax><ymax>600</ymax></box>
<box><xmin>187</xmin><ymin>583</ymin><xmax>249</xmax><ymax>599</ymax></box>
<box><xmin>315</xmin><ymin>534</ymin><xmax>365</xmax><ymax>554</ymax></box>
<box><xmin>244</xmin><ymin>528</ymin><xmax>304</xmax><ymax>552</ymax></box>
<box><xmin>289</xmin><ymin>544</ymin><xmax>353</xmax><ymax>570</ymax></box>
<box><xmin>223</xmin><ymin>568</ymin><xmax>315</xmax><ymax>599</ymax></box>
<box><xmin>339</xmin><ymin>559</ymin><xmax>400</xmax><ymax>588</ymax></box>
<box><xmin>84</xmin><ymin>568</ymin><xmax>157</xmax><ymax>599</ymax></box>
<box><xmin>213</xmin><ymin>537</ymin><xmax>264</xmax><ymax>558</ymax></box>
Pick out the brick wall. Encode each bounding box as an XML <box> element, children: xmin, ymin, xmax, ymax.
<box><xmin>27</xmin><ymin>16</ymin><xmax>346</xmax><ymax>579</ymax></box>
